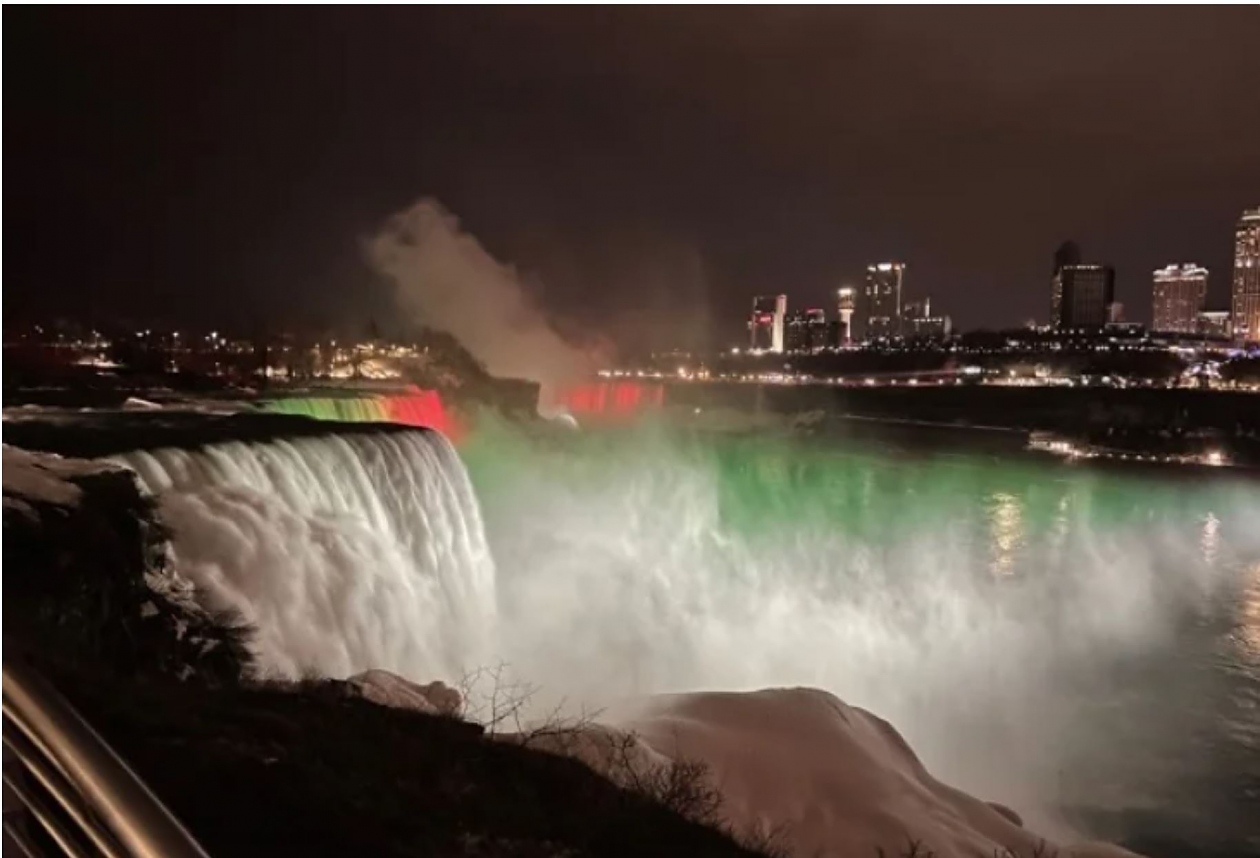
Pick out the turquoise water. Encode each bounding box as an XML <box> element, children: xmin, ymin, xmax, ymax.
<box><xmin>462</xmin><ymin>420</ymin><xmax>1260</xmax><ymax>855</ymax></box>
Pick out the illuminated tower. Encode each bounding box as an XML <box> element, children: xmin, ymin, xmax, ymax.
<box><xmin>1151</xmin><ymin>263</ymin><xmax>1208</xmax><ymax>334</ymax></box>
<box><xmin>836</xmin><ymin>287</ymin><xmax>855</xmax><ymax>346</ymax></box>
<box><xmin>770</xmin><ymin>294</ymin><xmax>786</xmax><ymax>352</ymax></box>
<box><xmin>1231</xmin><ymin>207</ymin><xmax>1260</xmax><ymax>342</ymax></box>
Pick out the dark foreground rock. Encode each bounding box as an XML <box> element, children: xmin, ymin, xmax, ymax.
<box><xmin>28</xmin><ymin>661</ymin><xmax>766</xmax><ymax>858</ymax></box>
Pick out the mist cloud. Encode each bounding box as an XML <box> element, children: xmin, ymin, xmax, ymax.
<box><xmin>367</xmin><ymin>198</ymin><xmax>591</xmax><ymax>385</ymax></box>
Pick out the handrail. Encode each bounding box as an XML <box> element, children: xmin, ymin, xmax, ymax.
<box><xmin>2</xmin><ymin>659</ymin><xmax>210</xmax><ymax>858</ymax></box>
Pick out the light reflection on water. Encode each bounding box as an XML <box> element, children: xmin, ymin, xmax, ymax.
<box><xmin>1201</xmin><ymin>512</ymin><xmax>1221</xmax><ymax>568</ymax></box>
<box><xmin>1235</xmin><ymin>560</ymin><xmax>1260</xmax><ymax>665</ymax></box>
<box><xmin>988</xmin><ymin>491</ymin><xmax>1024</xmax><ymax>578</ymax></box>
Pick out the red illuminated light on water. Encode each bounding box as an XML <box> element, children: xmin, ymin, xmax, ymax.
<box><xmin>384</xmin><ymin>386</ymin><xmax>461</xmax><ymax>440</ymax></box>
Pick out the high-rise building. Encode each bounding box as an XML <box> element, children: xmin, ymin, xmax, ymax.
<box><xmin>902</xmin><ymin>296</ymin><xmax>952</xmax><ymax>341</ymax></box>
<box><xmin>1231</xmin><ymin>207</ymin><xmax>1260</xmax><ymax>342</ymax></box>
<box><xmin>1050</xmin><ymin>241</ymin><xmax>1082</xmax><ymax>326</ymax></box>
<box><xmin>835</xmin><ymin>287</ymin><xmax>856</xmax><ymax>346</ymax></box>
<box><xmin>1053</xmin><ymin>263</ymin><xmax>1115</xmax><ymax>329</ymax></box>
<box><xmin>749</xmin><ymin>294</ymin><xmax>787</xmax><ymax>352</ymax></box>
<box><xmin>863</xmin><ymin>262</ymin><xmax>904</xmax><ymax>340</ymax></box>
<box><xmin>784</xmin><ymin>308</ymin><xmax>828</xmax><ymax>352</ymax></box>
<box><xmin>1152</xmin><ymin>264</ymin><xmax>1208</xmax><ymax>334</ymax></box>
<box><xmin>805</xmin><ymin>308</ymin><xmax>827</xmax><ymax>350</ymax></box>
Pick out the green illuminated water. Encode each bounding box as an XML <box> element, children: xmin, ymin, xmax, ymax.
<box><xmin>461</xmin><ymin>419</ymin><xmax>1260</xmax><ymax>855</ymax></box>
<box><xmin>262</xmin><ymin>397</ymin><xmax>393</xmax><ymax>422</ymax></box>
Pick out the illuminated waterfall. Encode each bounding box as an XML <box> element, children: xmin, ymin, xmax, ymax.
<box><xmin>102</xmin><ymin>413</ymin><xmax>1258</xmax><ymax>845</ymax></box>
<box><xmin>261</xmin><ymin>386</ymin><xmax>458</xmax><ymax>439</ymax></box>
<box><xmin>112</xmin><ymin>429</ymin><xmax>494</xmax><ymax>681</ymax></box>
<box><xmin>543</xmin><ymin>381</ymin><xmax>666</xmax><ymax>420</ymax></box>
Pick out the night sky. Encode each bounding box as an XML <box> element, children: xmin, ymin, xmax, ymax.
<box><xmin>7</xmin><ymin>7</ymin><xmax>1259</xmax><ymax>354</ymax></box>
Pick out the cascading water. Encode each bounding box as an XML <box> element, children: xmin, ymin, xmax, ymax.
<box><xmin>459</xmin><ymin>420</ymin><xmax>1260</xmax><ymax>848</ymax></box>
<box><xmin>542</xmin><ymin>380</ymin><xmax>666</xmax><ymax>421</ymax></box>
<box><xmin>109</xmin><ymin>415</ymin><xmax>1260</xmax><ymax>851</ymax></box>
<box><xmin>260</xmin><ymin>387</ymin><xmax>458</xmax><ymax>439</ymax></box>
<box><xmin>111</xmin><ymin>429</ymin><xmax>494</xmax><ymax>681</ymax></box>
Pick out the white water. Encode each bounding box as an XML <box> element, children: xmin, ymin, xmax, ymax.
<box><xmin>112</xmin><ymin>431</ymin><xmax>496</xmax><ymax>682</ymax></box>
<box><xmin>111</xmin><ymin>424</ymin><xmax>1260</xmax><ymax>847</ymax></box>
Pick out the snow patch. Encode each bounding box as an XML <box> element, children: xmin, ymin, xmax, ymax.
<box><xmin>346</xmin><ymin>670</ymin><xmax>462</xmax><ymax>717</ymax></box>
<box><xmin>123</xmin><ymin>397</ymin><xmax>164</xmax><ymax>410</ymax></box>
<box><xmin>609</xmin><ymin>687</ymin><xmax>1145</xmax><ymax>858</ymax></box>
<box><xmin>2</xmin><ymin>445</ymin><xmax>125</xmax><ymax>515</ymax></box>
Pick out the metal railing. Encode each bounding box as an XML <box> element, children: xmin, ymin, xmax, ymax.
<box><xmin>2</xmin><ymin>659</ymin><xmax>210</xmax><ymax>858</ymax></box>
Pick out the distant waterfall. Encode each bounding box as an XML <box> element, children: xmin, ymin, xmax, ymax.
<box><xmin>111</xmin><ymin>429</ymin><xmax>494</xmax><ymax>681</ymax></box>
<box><xmin>541</xmin><ymin>381</ymin><xmax>665</xmax><ymax>421</ymax></box>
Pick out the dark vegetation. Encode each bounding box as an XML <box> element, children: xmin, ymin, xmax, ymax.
<box><xmin>42</xmin><ymin>668</ymin><xmax>770</xmax><ymax>858</ymax></box>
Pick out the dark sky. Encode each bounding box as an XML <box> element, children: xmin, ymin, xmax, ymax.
<box><xmin>7</xmin><ymin>7</ymin><xmax>1259</xmax><ymax>352</ymax></box>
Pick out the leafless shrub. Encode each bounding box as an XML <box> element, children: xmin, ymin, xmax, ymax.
<box><xmin>454</xmin><ymin>664</ymin><xmax>792</xmax><ymax>855</ymax></box>
<box><xmin>457</xmin><ymin>662</ymin><xmax>539</xmax><ymax>735</ymax></box>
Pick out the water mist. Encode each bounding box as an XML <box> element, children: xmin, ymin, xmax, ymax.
<box><xmin>116</xmin><ymin>418</ymin><xmax>1260</xmax><ymax>846</ymax></box>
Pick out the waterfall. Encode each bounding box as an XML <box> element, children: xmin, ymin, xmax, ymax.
<box><xmin>260</xmin><ymin>387</ymin><xmax>458</xmax><ymax>439</ymax></box>
<box><xmin>541</xmin><ymin>381</ymin><xmax>666</xmax><ymax>420</ymax></box>
<box><xmin>111</xmin><ymin>429</ymin><xmax>494</xmax><ymax>682</ymax></box>
<box><xmin>80</xmin><ymin>414</ymin><xmax>1260</xmax><ymax>851</ymax></box>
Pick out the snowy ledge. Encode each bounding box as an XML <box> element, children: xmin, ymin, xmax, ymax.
<box><xmin>353</xmin><ymin>671</ymin><xmax>1145</xmax><ymax>858</ymax></box>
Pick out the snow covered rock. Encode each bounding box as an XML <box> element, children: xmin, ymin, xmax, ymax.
<box><xmin>345</xmin><ymin>670</ymin><xmax>462</xmax><ymax>716</ymax></box>
<box><xmin>5</xmin><ymin>444</ymin><xmax>253</xmax><ymax>684</ymax></box>
<box><xmin>607</xmin><ymin>687</ymin><xmax>1145</xmax><ymax>858</ymax></box>
<box><xmin>2</xmin><ymin>444</ymin><xmax>123</xmax><ymax>518</ymax></box>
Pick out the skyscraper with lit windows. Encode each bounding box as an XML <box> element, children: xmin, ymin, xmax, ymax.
<box><xmin>1231</xmin><ymin>207</ymin><xmax>1260</xmax><ymax>342</ymax></box>
<box><xmin>784</xmin><ymin>308</ymin><xmax>827</xmax><ymax>352</ymax></box>
<box><xmin>863</xmin><ymin>262</ymin><xmax>904</xmax><ymax>340</ymax></box>
<box><xmin>1152</xmin><ymin>263</ymin><xmax>1208</xmax><ymax>334</ymax></box>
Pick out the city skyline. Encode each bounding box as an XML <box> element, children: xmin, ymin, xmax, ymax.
<box><xmin>7</xmin><ymin>8</ymin><xmax>1259</xmax><ymax>354</ymax></box>
<box><xmin>751</xmin><ymin>205</ymin><xmax>1258</xmax><ymax>350</ymax></box>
